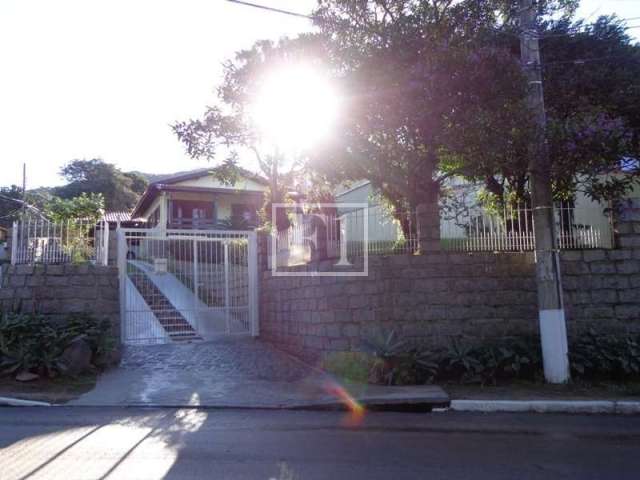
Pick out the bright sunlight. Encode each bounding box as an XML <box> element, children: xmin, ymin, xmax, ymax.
<box><xmin>250</xmin><ymin>65</ymin><xmax>340</xmax><ymax>152</ymax></box>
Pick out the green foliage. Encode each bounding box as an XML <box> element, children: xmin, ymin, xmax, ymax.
<box><xmin>439</xmin><ymin>337</ymin><xmax>541</xmax><ymax>386</ymax></box>
<box><xmin>322</xmin><ymin>352</ymin><xmax>372</xmax><ymax>384</ymax></box>
<box><xmin>361</xmin><ymin>329</ymin><xmax>439</xmax><ymax>385</ymax></box>
<box><xmin>570</xmin><ymin>329</ymin><xmax>640</xmax><ymax>381</ymax></box>
<box><xmin>0</xmin><ymin>185</ymin><xmax>52</xmax><ymax>228</ymax></box>
<box><xmin>55</xmin><ymin>159</ymin><xmax>147</xmax><ymax>211</ymax></box>
<box><xmin>44</xmin><ymin>193</ymin><xmax>105</xmax><ymax>222</ymax></box>
<box><xmin>0</xmin><ymin>311</ymin><xmax>115</xmax><ymax>378</ymax></box>
<box><xmin>352</xmin><ymin>329</ymin><xmax>640</xmax><ymax>386</ymax></box>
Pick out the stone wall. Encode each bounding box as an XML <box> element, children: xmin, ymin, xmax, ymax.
<box><xmin>561</xmin><ymin>212</ymin><xmax>640</xmax><ymax>334</ymax></box>
<box><xmin>0</xmin><ymin>263</ymin><xmax>120</xmax><ymax>338</ymax></box>
<box><xmin>258</xmin><ymin>216</ymin><xmax>640</xmax><ymax>362</ymax></box>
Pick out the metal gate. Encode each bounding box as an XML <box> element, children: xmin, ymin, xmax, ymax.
<box><xmin>117</xmin><ymin>228</ymin><xmax>258</xmax><ymax>345</ymax></box>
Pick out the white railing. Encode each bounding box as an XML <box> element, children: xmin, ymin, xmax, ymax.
<box><xmin>441</xmin><ymin>201</ymin><xmax>614</xmax><ymax>251</ymax></box>
<box><xmin>275</xmin><ymin>201</ymin><xmax>613</xmax><ymax>265</ymax></box>
<box><xmin>11</xmin><ymin>218</ymin><xmax>109</xmax><ymax>265</ymax></box>
<box><xmin>275</xmin><ymin>206</ymin><xmax>418</xmax><ymax>266</ymax></box>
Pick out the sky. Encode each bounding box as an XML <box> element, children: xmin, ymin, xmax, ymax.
<box><xmin>1</xmin><ymin>0</ymin><xmax>639</xmax><ymax>189</ymax></box>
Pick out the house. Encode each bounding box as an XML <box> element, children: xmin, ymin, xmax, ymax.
<box><xmin>334</xmin><ymin>179</ymin><xmax>616</xmax><ymax>249</ymax></box>
<box><xmin>130</xmin><ymin>168</ymin><xmax>269</xmax><ymax>230</ymax></box>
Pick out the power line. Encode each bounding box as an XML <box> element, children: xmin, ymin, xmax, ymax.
<box><xmin>225</xmin><ymin>0</ymin><xmax>313</xmax><ymax>20</ymax></box>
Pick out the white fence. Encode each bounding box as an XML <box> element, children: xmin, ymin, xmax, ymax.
<box><xmin>11</xmin><ymin>218</ymin><xmax>109</xmax><ymax>265</ymax></box>
<box><xmin>274</xmin><ymin>206</ymin><xmax>418</xmax><ymax>267</ymax></box>
<box><xmin>441</xmin><ymin>201</ymin><xmax>614</xmax><ymax>251</ymax></box>
<box><xmin>275</xmin><ymin>201</ymin><xmax>613</xmax><ymax>265</ymax></box>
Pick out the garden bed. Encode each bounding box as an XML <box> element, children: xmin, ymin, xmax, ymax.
<box><xmin>0</xmin><ymin>373</ymin><xmax>97</xmax><ymax>404</ymax></box>
<box><xmin>445</xmin><ymin>380</ymin><xmax>640</xmax><ymax>401</ymax></box>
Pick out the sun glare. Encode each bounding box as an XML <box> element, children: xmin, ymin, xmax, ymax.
<box><xmin>251</xmin><ymin>66</ymin><xmax>340</xmax><ymax>152</ymax></box>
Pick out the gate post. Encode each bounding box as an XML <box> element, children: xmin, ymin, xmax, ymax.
<box><xmin>10</xmin><ymin>221</ymin><xmax>18</xmax><ymax>265</ymax></box>
<box><xmin>247</xmin><ymin>231</ymin><xmax>259</xmax><ymax>337</ymax></box>
<box><xmin>193</xmin><ymin>238</ymin><xmax>200</xmax><ymax>334</ymax></box>
<box><xmin>117</xmin><ymin>228</ymin><xmax>127</xmax><ymax>343</ymax></box>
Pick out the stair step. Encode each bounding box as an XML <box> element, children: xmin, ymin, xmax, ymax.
<box><xmin>128</xmin><ymin>266</ymin><xmax>200</xmax><ymax>341</ymax></box>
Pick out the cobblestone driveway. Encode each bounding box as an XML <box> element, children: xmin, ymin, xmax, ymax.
<box><xmin>120</xmin><ymin>337</ymin><xmax>311</xmax><ymax>382</ymax></box>
<box><xmin>73</xmin><ymin>338</ymin><xmax>326</xmax><ymax>408</ymax></box>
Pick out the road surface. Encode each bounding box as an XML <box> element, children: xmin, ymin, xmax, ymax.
<box><xmin>1</xmin><ymin>407</ymin><xmax>639</xmax><ymax>479</ymax></box>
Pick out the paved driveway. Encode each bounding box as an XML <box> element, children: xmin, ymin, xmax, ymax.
<box><xmin>72</xmin><ymin>338</ymin><xmax>329</xmax><ymax>408</ymax></box>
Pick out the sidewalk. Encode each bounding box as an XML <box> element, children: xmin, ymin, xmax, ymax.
<box><xmin>69</xmin><ymin>338</ymin><xmax>449</xmax><ymax>410</ymax></box>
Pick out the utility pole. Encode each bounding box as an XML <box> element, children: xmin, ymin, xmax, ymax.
<box><xmin>519</xmin><ymin>0</ymin><xmax>570</xmax><ymax>383</ymax></box>
<box><xmin>21</xmin><ymin>163</ymin><xmax>27</xmax><ymax>218</ymax></box>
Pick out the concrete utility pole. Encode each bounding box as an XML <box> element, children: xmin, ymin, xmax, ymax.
<box><xmin>519</xmin><ymin>0</ymin><xmax>570</xmax><ymax>383</ymax></box>
<box><xmin>21</xmin><ymin>163</ymin><xmax>27</xmax><ymax>218</ymax></box>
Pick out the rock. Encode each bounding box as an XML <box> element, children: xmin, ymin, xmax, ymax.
<box><xmin>94</xmin><ymin>348</ymin><xmax>122</xmax><ymax>369</ymax></box>
<box><xmin>60</xmin><ymin>335</ymin><xmax>93</xmax><ymax>375</ymax></box>
<box><xmin>15</xmin><ymin>371</ymin><xmax>39</xmax><ymax>382</ymax></box>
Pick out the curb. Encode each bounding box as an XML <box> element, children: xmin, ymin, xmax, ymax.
<box><xmin>0</xmin><ymin>396</ymin><xmax>51</xmax><ymax>407</ymax></box>
<box><xmin>449</xmin><ymin>399</ymin><xmax>640</xmax><ymax>415</ymax></box>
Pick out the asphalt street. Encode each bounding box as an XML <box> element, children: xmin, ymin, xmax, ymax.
<box><xmin>1</xmin><ymin>407</ymin><xmax>639</xmax><ymax>480</ymax></box>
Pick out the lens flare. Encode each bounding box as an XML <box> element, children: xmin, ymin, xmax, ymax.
<box><xmin>323</xmin><ymin>380</ymin><xmax>366</xmax><ymax>426</ymax></box>
<box><xmin>250</xmin><ymin>65</ymin><xmax>340</xmax><ymax>152</ymax></box>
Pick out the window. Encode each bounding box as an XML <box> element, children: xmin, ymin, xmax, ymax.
<box><xmin>171</xmin><ymin>200</ymin><xmax>216</xmax><ymax>227</ymax></box>
<box><xmin>231</xmin><ymin>204</ymin><xmax>257</xmax><ymax>225</ymax></box>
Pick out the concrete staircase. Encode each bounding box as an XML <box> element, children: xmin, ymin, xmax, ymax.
<box><xmin>128</xmin><ymin>267</ymin><xmax>202</xmax><ymax>342</ymax></box>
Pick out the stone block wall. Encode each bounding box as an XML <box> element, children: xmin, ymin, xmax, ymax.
<box><xmin>260</xmin><ymin>240</ymin><xmax>540</xmax><ymax>361</ymax></box>
<box><xmin>0</xmin><ymin>263</ymin><xmax>120</xmax><ymax>338</ymax></box>
<box><xmin>561</xmin><ymin>215</ymin><xmax>640</xmax><ymax>334</ymax></box>
<box><xmin>259</xmin><ymin>217</ymin><xmax>640</xmax><ymax>362</ymax></box>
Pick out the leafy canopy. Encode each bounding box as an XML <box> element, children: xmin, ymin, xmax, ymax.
<box><xmin>55</xmin><ymin>159</ymin><xmax>147</xmax><ymax>211</ymax></box>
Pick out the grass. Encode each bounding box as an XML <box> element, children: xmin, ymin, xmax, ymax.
<box><xmin>0</xmin><ymin>373</ymin><xmax>97</xmax><ymax>404</ymax></box>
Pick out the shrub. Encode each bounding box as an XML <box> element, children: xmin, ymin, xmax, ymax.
<box><xmin>439</xmin><ymin>337</ymin><xmax>541</xmax><ymax>385</ymax></box>
<box><xmin>357</xmin><ymin>328</ymin><xmax>640</xmax><ymax>386</ymax></box>
<box><xmin>0</xmin><ymin>311</ymin><xmax>115</xmax><ymax>378</ymax></box>
<box><xmin>569</xmin><ymin>329</ymin><xmax>640</xmax><ymax>381</ymax></box>
<box><xmin>322</xmin><ymin>352</ymin><xmax>372</xmax><ymax>384</ymax></box>
<box><xmin>360</xmin><ymin>330</ymin><xmax>439</xmax><ymax>385</ymax></box>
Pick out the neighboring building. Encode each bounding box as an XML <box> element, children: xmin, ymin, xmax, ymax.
<box><xmin>103</xmin><ymin>211</ymin><xmax>148</xmax><ymax>229</ymax></box>
<box><xmin>334</xmin><ymin>181</ymin><xmax>403</xmax><ymax>244</ymax></box>
<box><xmin>0</xmin><ymin>226</ymin><xmax>7</xmax><ymax>243</ymax></box>
<box><xmin>334</xmin><ymin>179</ymin><xmax>616</xmax><ymax>249</ymax></box>
<box><xmin>130</xmin><ymin>168</ymin><xmax>269</xmax><ymax>230</ymax></box>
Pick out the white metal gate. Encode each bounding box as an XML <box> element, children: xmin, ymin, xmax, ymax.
<box><xmin>117</xmin><ymin>228</ymin><xmax>258</xmax><ymax>345</ymax></box>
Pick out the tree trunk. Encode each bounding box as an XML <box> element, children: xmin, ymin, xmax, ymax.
<box><xmin>416</xmin><ymin>178</ymin><xmax>440</xmax><ymax>253</ymax></box>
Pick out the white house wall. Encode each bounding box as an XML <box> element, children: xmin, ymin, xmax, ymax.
<box><xmin>335</xmin><ymin>182</ymin><xmax>404</xmax><ymax>243</ymax></box>
<box><xmin>175</xmin><ymin>176</ymin><xmax>267</xmax><ymax>192</ymax></box>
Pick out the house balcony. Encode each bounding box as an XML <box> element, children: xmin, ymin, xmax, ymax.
<box><xmin>167</xmin><ymin>217</ymin><xmax>219</xmax><ymax>230</ymax></box>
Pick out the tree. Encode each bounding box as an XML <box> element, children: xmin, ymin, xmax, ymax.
<box><xmin>173</xmin><ymin>36</ymin><xmax>331</xmax><ymax>230</ymax></box>
<box><xmin>55</xmin><ymin>159</ymin><xmax>147</xmax><ymax>211</ymax></box>
<box><xmin>0</xmin><ymin>185</ymin><xmax>51</xmax><ymax>228</ymax></box>
<box><xmin>43</xmin><ymin>193</ymin><xmax>105</xmax><ymax>222</ymax></box>
<box><xmin>309</xmin><ymin>0</ymin><xmax>536</xmax><ymax>242</ymax></box>
<box><xmin>441</xmin><ymin>15</ymin><xmax>640</xmax><ymax>207</ymax></box>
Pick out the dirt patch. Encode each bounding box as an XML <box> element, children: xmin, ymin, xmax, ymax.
<box><xmin>445</xmin><ymin>380</ymin><xmax>640</xmax><ymax>401</ymax></box>
<box><xmin>0</xmin><ymin>374</ymin><xmax>97</xmax><ymax>404</ymax></box>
